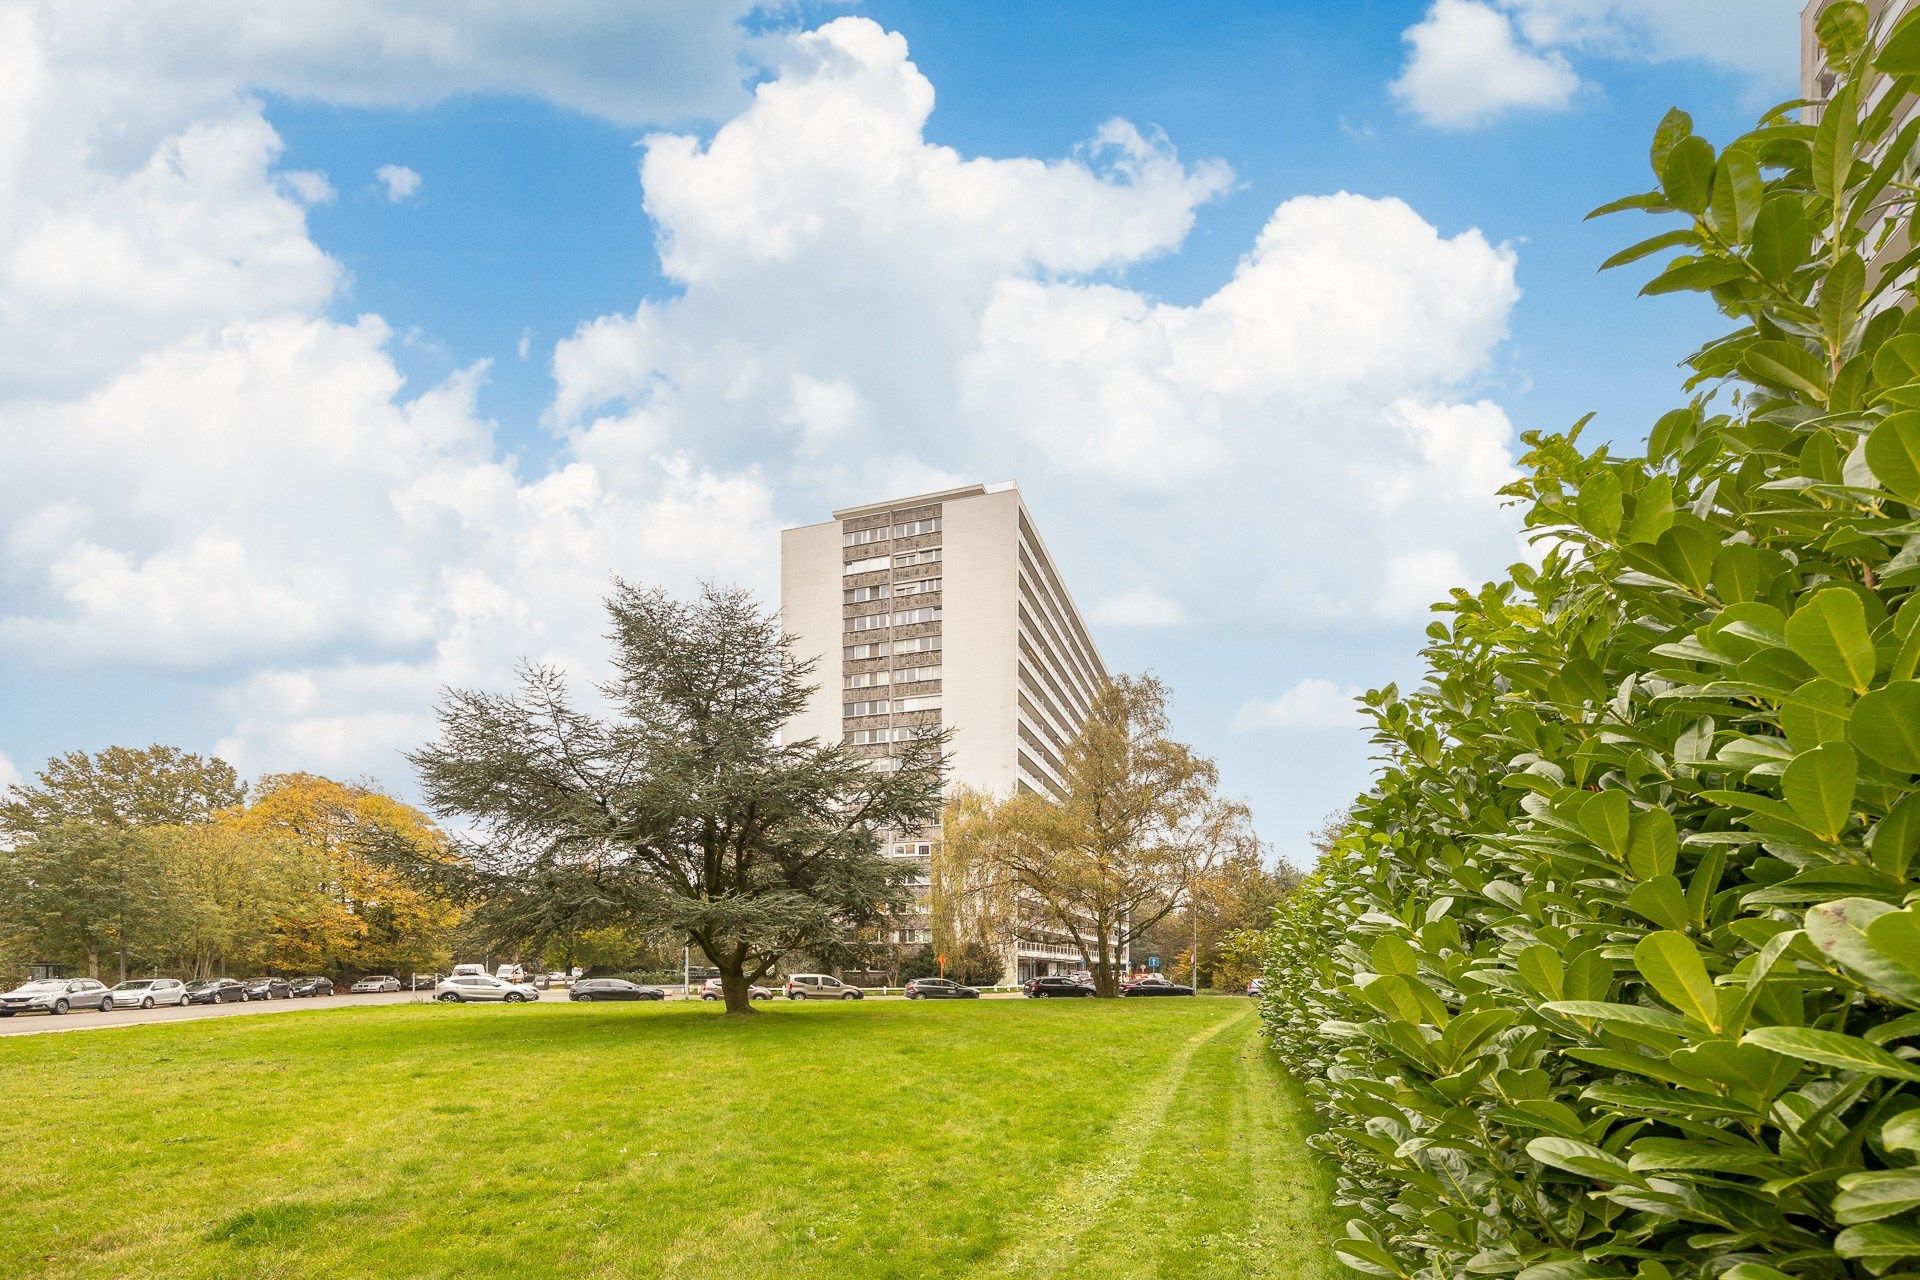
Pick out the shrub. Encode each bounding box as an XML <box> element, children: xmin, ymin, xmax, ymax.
<box><xmin>1261</xmin><ymin>8</ymin><xmax>1920</xmax><ymax>1276</ymax></box>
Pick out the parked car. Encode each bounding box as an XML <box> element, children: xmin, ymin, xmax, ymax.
<box><xmin>408</xmin><ymin>974</ymin><xmax>440</xmax><ymax>990</ymax></box>
<box><xmin>107</xmin><ymin>978</ymin><xmax>188</xmax><ymax>1009</ymax></box>
<box><xmin>495</xmin><ymin>963</ymin><xmax>528</xmax><ymax>983</ymax></box>
<box><xmin>290</xmin><ymin>976</ymin><xmax>334</xmax><ymax>998</ymax></box>
<box><xmin>570</xmin><ymin>978</ymin><xmax>666</xmax><ymax>1002</ymax></box>
<box><xmin>1025</xmin><ymin>975</ymin><xmax>1095</xmax><ymax>998</ymax></box>
<box><xmin>698</xmin><ymin>978</ymin><xmax>772</xmax><ymax>1001</ymax></box>
<box><xmin>1121</xmin><ymin>975</ymin><xmax>1195</xmax><ymax>997</ymax></box>
<box><xmin>784</xmin><ymin>973</ymin><xmax>862</xmax><ymax>1001</ymax></box>
<box><xmin>183</xmin><ymin>977</ymin><xmax>248</xmax><ymax>1005</ymax></box>
<box><xmin>904</xmin><ymin>977</ymin><xmax>980</xmax><ymax>999</ymax></box>
<box><xmin>0</xmin><ymin>977</ymin><xmax>115</xmax><ymax>1015</ymax></box>
<box><xmin>350</xmin><ymin>975</ymin><xmax>401</xmax><ymax>993</ymax></box>
<box><xmin>450</xmin><ymin>963</ymin><xmax>487</xmax><ymax>978</ymax></box>
<box><xmin>243</xmin><ymin>976</ymin><xmax>292</xmax><ymax>1000</ymax></box>
<box><xmin>433</xmin><ymin>974</ymin><xmax>540</xmax><ymax>1003</ymax></box>
<box><xmin>1246</xmin><ymin>978</ymin><xmax>1264</xmax><ymax>998</ymax></box>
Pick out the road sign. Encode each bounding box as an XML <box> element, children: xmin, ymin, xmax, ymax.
<box><xmin>1146</xmin><ymin>955</ymin><xmax>1160</xmax><ymax>969</ymax></box>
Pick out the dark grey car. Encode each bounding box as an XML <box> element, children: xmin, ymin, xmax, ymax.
<box><xmin>0</xmin><ymin>978</ymin><xmax>115</xmax><ymax>1015</ymax></box>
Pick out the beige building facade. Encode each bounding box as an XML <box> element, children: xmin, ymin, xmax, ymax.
<box><xmin>779</xmin><ymin>482</ymin><xmax>1121</xmax><ymax>982</ymax></box>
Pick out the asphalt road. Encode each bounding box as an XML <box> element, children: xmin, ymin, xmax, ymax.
<box><xmin>0</xmin><ymin>988</ymin><xmax>433</xmax><ymax>1037</ymax></box>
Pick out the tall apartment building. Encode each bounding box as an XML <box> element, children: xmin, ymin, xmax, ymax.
<box><xmin>779</xmin><ymin>482</ymin><xmax>1121</xmax><ymax>983</ymax></box>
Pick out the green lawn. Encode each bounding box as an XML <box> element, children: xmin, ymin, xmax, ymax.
<box><xmin>0</xmin><ymin>996</ymin><xmax>1336</xmax><ymax>1279</ymax></box>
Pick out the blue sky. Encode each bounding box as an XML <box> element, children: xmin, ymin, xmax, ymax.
<box><xmin>0</xmin><ymin>1</ymin><xmax>1800</xmax><ymax>859</ymax></box>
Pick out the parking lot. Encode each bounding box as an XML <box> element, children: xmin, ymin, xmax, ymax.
<box><xmin>0</xmin><ymin>988</ymin><xmax>426</xmax><ymax>1037</ymax></box>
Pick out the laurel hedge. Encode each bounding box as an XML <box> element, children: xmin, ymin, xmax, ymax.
<box><xmin>1259</xmin><ymin>7</ymin><xmax>1920</xmax><ymax>1277</ymax></box>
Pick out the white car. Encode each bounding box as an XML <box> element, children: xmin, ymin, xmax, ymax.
<box><xmin>433</xmin><ymin>974</ymin><xmax>540</xmax><ymax>1003</ymax></box>
<box><xmin>350</xmin><ymin>975</ymin><xmax>401</xmax><ymax>993</ymax></box>
<box><xmin>107</xmin><ymin>978</ymin><xmax>188</xmax><ymax>1009</ymax></box>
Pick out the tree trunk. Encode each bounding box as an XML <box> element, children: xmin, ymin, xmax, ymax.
<box><xmin>85</xmin><ymin>941</ymin><xmax>100</xmax><ymax>981</ymax></box>
<box><xmin>717</xmin><ymin>965</ymin><xmax>755</xmax><ymax>1015</ymax></box>
<box><xmin>1093</xmin><ymin>930</ymin><xmax>1119</xmax><ymax>997</ymax></box>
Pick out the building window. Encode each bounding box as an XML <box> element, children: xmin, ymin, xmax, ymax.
<box><xmin>895</xmin><ymin>695</ymin><xmax>938</xmax><ymax>713</ymax></box>
<box><xmin>843</xmin><ymin>526</ymin><xmax>890</xmax><ymax>548</ymax></box>
<box><xmin>891</xmin><ymin>841</ymin><xmax>933</xmax><ymax>858</ymax></box>
<box><xmin>850</xmin><ymin>613</ymin><xmax>888</xmax><ymax>632</ymax></box>
<box><xmin>893</xmin><ymin>548</ymin><xmax>941</xmax><ymax>569</ymax></box>
<box><xmin>845</xmin><ymin>641</ymin><xmax>892</xmax><ymax>660</ymax></box>
<box><xmin>893</xmin><ymin>517</ymin><xmax>941</xmax><ymax>538</ymax></box>
<box><xmin>892</xmin><ymin>577</ymin><xmax>940</xmax><ymax>597</ymax></box>
<box><xmin>844</xmin><ymin>699</ymin><xmax>889</xmax><ymax>718</ymax></box>
<box><xmin>845</xmin><ymin>584</ymin><xmax>891</xmax><ymax>604</ymax></box>
<box><xmin>892</xmin><ymin>607</ymin><xmax>940</xmax><ymax>626</ymax></box>
<box><xmin>846</xmin><ymin>670</ymin><xmax>891</xmax><ymax>689</ymax></box>
<box><xmin>844</xmin><ymin>555</ymin><xmax>888</xmax><ymax>576</ymax></box>
<box><xmin>849</xmin><ymin>728</ymin><xmax>890</xmax><ymax>745</ymax></box>
<box><xmin>893</xmin><ymin>635</ymin><xmax>941</xmax><ymax>655</ymax></box>
<box><xmin>895</xmin><ymin>665</ymin><xmax>940</xmax><ymax>684</ymax></box>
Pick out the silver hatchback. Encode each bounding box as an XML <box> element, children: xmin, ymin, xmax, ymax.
<box><xmin>107</xmin><ymin>978</ymin><xmax>188</xmax><ymax>1009</ymax></box>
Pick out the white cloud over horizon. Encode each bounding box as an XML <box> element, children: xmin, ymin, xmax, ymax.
<box><xmin>1393</xmin><ymin>0</ymin><xmax>1580</xmax><ymax>129</ymax></box>
<box><xmin>1393</xmin><ymin>0</ymin><xmax>1800</xmax><ymax>130</ymax></box>
<box><xmin>1233</xmin><ymin>679</ymin><xmax>1367</xmax><ymax>732</ymax></box>
<box><xmin>0</xmin><ymin>10</ymin><xmax>1529</xmax><ymax>794</ymax></box>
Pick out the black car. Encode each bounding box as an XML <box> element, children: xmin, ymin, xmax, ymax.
<box><xmin>290</xmin><ymin>976</ymin><xmax>334</xmax><ymax>997</ymax></box>
<box><xmin>183</xmin><ymin>978</ymin><xmax>248</xmax><ymax>1005</ymax></box>
<box><xmin>904</xmin><ymin>978</ymin><xmax>980</xmax><ymax>999</ymax></box>
<box><xmin>243</xmin><ymin>977</ymin><xmax>292</xmax><ymax>1000</ymax></box>
<box><xmin>1025</xmin><ymin>975</ymin><xmax>1095</xmax><ymax>998</ymax></box>
<box><xmin>1120</xmin><ymin>976</ymin><xmax>1195</xmax><ymax>997</ymax></box>
<box><xmin>569</xmin><ymin>978</ymin><xmax>667</xmax><ymax>1002</ymax></box>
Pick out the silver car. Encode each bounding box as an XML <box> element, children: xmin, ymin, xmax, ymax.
<box><xmin>350</xmin><ymin>975</ymin><xmax>401</xmax><ymax>993</ymax></box>
<box><xmin>0</xmin><ymin>977</ymin><xmax>115</xmax><ymax>1016</ymax></box>
<box><xmin>432</xmin><ymin>974</ymin><xmax>540</xmax><ymax>1003</ymax></box>
<box><xmin>107</xmin><ymin>978</ymin><xmax>188</xmax><ymax>1009</ymax></box>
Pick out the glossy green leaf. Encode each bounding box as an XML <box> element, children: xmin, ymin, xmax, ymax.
<box><xmin>1851</xmin><ymin>682</ymin><xmax>1920</xmax><ymax>772</ymax></box>
<box><xmin>1782</xmin><ymin>742</ymin><xmax>1858</xmax><ymax>839</ymax></box>
<box><xmin>1750</xmin><ymin>194</ymin><xmax>1810</xmax><ymax>282</ymax></box>
<box><xmin>1634</xmin><ymin>931</ymin><xmax>1720</xmax><ymax>1030</ymax></box>
<box><xmin>1658</xmin><ymin>135</ymin><xmax>1714</xmax><ymax>215</ymax></box>
<box><xmin>1808</xmin><ymin>898</ymin><xmax>1920</xmax><ymax>1007</ymax></box>
<box><xmin>1626</xmin><ymin>808</ymin><xmax>1677</xmax><ymax>880</ymax></box>
<box><xmin>1744</xmin><ymin>1026</ymin><xmax>1920</xmax><ymax>1082</ymax></box>
<box><xmin>1868</xmin><ymin>412</ymin><xmax>1920</xmax><ymax>504</ymax></box>
<box><xmin>1786</xmin><ymin>588</ymin><xmax>1878</xmax><ymax>692</ymax></box>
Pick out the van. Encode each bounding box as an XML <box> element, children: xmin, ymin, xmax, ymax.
<box><xmin>784</xmin><ymin>973</ymin><xmax>863</xmax><ymax>1001</ymax></box>
<box><xmin>496</xmin><ymin>963</ymin><xmax>527</xmax><ymax>983</ymax></box>
<box><xmin>451</xmin><ymin>963</ymin><xmax>487</xmax><ymax>978</ymax></box>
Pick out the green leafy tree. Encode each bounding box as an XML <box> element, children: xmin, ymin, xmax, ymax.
<box><xmin>0</xmin><ymin>745</ymin><xmax>245</xmax><ymax>979</ymax></box>
<box><xmin>1</xmin><ymin>745</ymin><xmax>244</xmax><ymax>832</ymax></box>
<box><xmin>944</xmin><ymin>675</ymin><xmax>1256</xmax><ymax>996</ymax></box>
<box><xmin>410</xmin><ymin>581</ymin><xmax>947</xmax><ymax>1014</ymax></box>
<box><xmin>1261</xmin><ymin>8</ymin><xmax>1920</xmax><ymax>1276</ymax></box>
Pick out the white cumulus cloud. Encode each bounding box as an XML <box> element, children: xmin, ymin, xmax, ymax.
<box><xmin>0</xmin><ymin>10</ymin><xmax>1532</xmax><ymax>790</ymax></box>
<box><xmin>1393</xmin><ymin>0</ymin><xmax>1579</xmax><ymax>129</ymax></box>
<box><xmin>1393</xmin><ymin>0</ymin><xmax>1801</xmax><ymax>131</ymax></box>
<box><xmin>375</xmin><ymin>164</ymin><xmax>421</xmax><ymax>201</ymax></box>
<box><xmin>1233</xmin><ymin>680</ymin><xmax>1366</xmax><ymax>732</ymax></box>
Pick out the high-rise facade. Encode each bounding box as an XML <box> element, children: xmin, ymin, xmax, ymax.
<box><xmin>779</xmin><ymin>481</ymin><xmax>1120</xmax><ymax>982</ymax></box>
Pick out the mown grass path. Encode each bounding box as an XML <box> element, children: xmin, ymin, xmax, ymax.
<box><xmin>0</xmin><ymin>996</ymin><xmax>1334</xmax><ymax>1278</ymax></box>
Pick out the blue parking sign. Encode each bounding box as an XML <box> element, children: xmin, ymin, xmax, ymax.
<box><xmin>1146</xmin><ymin>955</ymin><xmax>1159</xmax><ymax>969</ymax></box>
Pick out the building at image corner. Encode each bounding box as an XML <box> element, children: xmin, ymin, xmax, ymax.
<box><xmin>779</xmin><ymin>482</ymin><xmax>1127</xmax><ymax>983</ymax></box>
